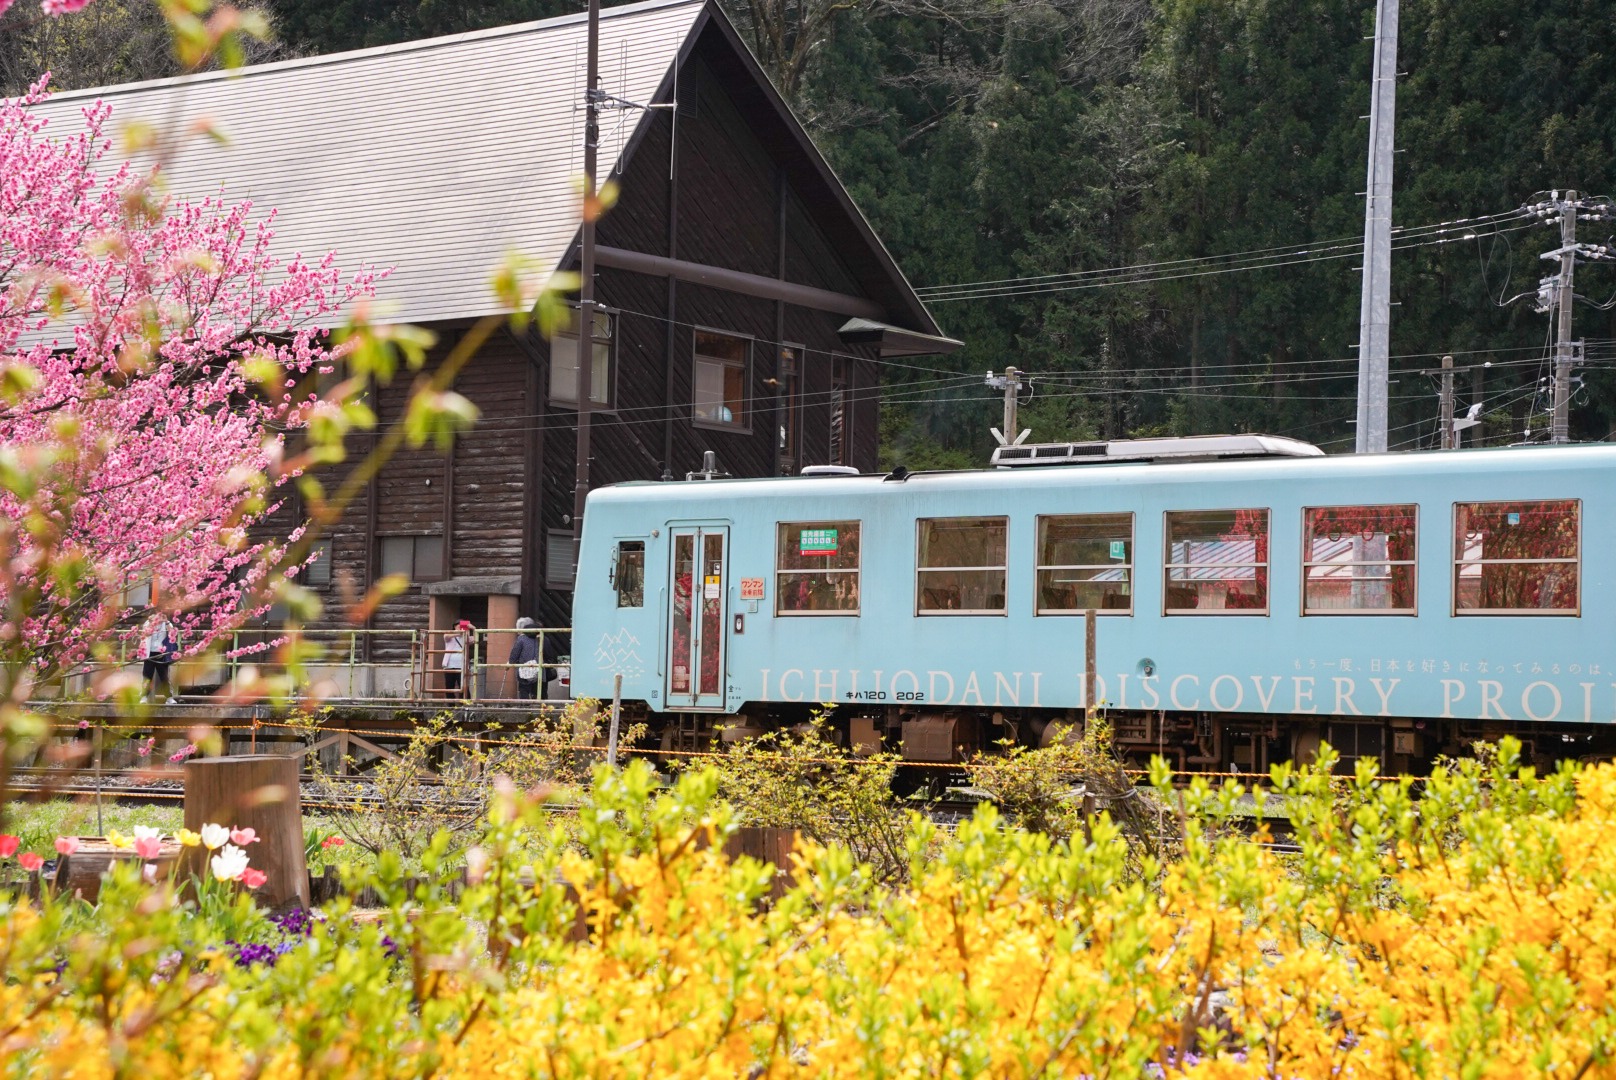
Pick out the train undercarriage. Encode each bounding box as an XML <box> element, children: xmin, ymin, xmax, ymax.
<box><xmin>647</xmin><ymin>702</ymin><xmax>1616</xmax><ymax>779</ymax></box>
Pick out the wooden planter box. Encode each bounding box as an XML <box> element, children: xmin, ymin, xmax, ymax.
<box><xmin>55</xmin><ymin>840</ymin><xmax>183</xmax><ymax>903</ymax></box>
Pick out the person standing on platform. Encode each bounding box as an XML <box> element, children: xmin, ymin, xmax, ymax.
<box><xmin>509</xmin><ymin>617</ymin><xmax>541</xmax><ymax>700</ymax></box>
<box><xmin>141</xmin><ymin>615</ymin><xmax>179</xmax><ymax>703</ymax></box>
<box><xmin>442</xmin><ymin>620</ymin><xmax>471</xmax><ymax>695</ymax></box>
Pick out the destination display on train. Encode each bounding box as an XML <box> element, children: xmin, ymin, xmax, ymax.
<box><xmin>798</xmin><ymin>528</ymin><xmax>839</xmax><ymax>556</ymax></box>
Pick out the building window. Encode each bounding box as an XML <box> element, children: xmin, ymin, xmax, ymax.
<box><xmin>1036</xmin><ymin>513</ymin><xmax>1133</xmax><ymax>614</ymax></box>
<box><xmin>546</xmin><ymin>529</ymin><xmax>579</xmax><ymax>590</ymax></box>
<box><xmin>1303</xmin><ymin>505</ymin><xmax>1416</xmax><ymax>614</ymax></box>
<box><xmin>305</xmin><ymin>538</ymin><xmax>334</xmax><ymax>588</ymax></box>
<box><xmin>549</xmin><ymin>305</ymin><xmax>613</xmax><ymax>408</ymax></box>
<box><xmin>1454</xmin><ymin>500</ymin><xmax>1579</xmax><ymax>614</ymax></box>
<box><xmin>379</xmin><ymin>534</ymin><xmax>444</xmax><ymax>583</ymax></box>
<box><xmin>917</xmin><ymin>516</ymin><xmax>1008</xmax><ymax>614</ymax></box>
<box><xmin>124</xmin><ymin>580</ymin><xmax>154</xmax><ymax>609</ymax></box>
<box><xmin>693</xmin><ymin>329</ymin><xmax>748</xmax><ymax>429</ymax></box>
<box><xmin>776</xmin><ymin>521</ymin><xmax>861</xmax><ymax>614</ymax></box>
<box><xmin>779</xmin><ymin>345</ymin><xmax>801</xmax><ymax>474</ymax></box>
<box><xmin>829</xmin><ymin>355</ymin><xmax>850</xmax><ymax>465</ymax></box>
<box><xmin>1164</xmin><ymin>509</ymin><xmax>1269</xmax><ymax>614</ymax></box>
<box><xmin>615</xmin><ymin>541</ymin><xmax>645</xmax><ymax>608</ymax></box>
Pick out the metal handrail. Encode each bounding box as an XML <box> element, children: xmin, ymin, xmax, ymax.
<box><xmin>60</xmin><ymin>625</ymin><xmax>577</xmax><ymax>705</ymax></box>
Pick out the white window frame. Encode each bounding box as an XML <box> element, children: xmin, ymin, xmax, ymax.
<box><xmin>775</xmin><ymin>521</ymin><xmax>861</xmax><ymax>616</ymax></box>
<box><xmin>692</xmin><ymin>328</ymin><xmax>751</xmax><ymax>433</ymax></box>
<box><xmin>1300</xmin><ymin>504</ymin><xmax>1418</xmax><ymax>616</ymax></box>
<box><xmin>548</xmin><ymin>304</ymin><xmax>615</xmax><ymax>410</ymax></box>
<box><xmin>1162</xmin><ymin>509</ymin><xmax>1270</xmax><ymax>616</ymax></box>
<box><xmin>915</xmin><ymin>516</ymin><xmax>1009</xmax><ymax>616</ymax></box>
<box><xmin>1452</xmin><ymin>499</ymin><xmax>1580</xmax><ymax>616</ymax></box>
<box><xmin>1035</xmin><ymin>512</ymin><xmax>1134</xmax><ymax>616</ymax></box>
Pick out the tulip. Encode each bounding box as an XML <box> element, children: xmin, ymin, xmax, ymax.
<box><xmin>132</xmin><ymin>825</ymin><xmax>161</xmax><ymax>842</ymax></box>
<box><xmin>230</xmin><ymin>827</ymin><xmax>259</xmax><ymax>846</ymax></box>
<box><xmin>199</xmin><ymin>823</ymin><xmax>231</xmax><ymax>850</ymax></box>
<box><xmin>106</xmin><ymin>830</ymin><xmax>133</xmax><ymax>851</ymax></box>
<box><xmin>141</xmin><ymin>863</ymin><xmax>158</xmax><ymax>885</ymax></box>
<box><xmin>241</xmin><ymin>868</ymin><xmax>268</xmax><ymax>889</ymax></box>
<box><xmin>18</xmin><ymin>852</ymin><xmax>43</xmax><ymax>872</ymax></box>
<box><xmin>54</xmin><ymin>837</ymin><xmax>79</xmax><ymax>856</ymax></box>
<box><xmin>210</xmin><ymin>844</ymin><xmax>249</xmax><ymax>882</ymax></box>
<box><xmin>133</xmin><ymin>836</ymin><xmax>162</xmax><ymax>860</ymax></box>
<box><xmin>0</xmin><ymin>835</ymin><xmax>18</xmax><ymax>858</ymax></box>
<box><xmin>176</xmin><ymin>828</ymin><xmax>202</xmax><ymax>848</ymax></box>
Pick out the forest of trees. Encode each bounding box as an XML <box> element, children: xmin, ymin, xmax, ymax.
<box><xmin>10</xmin><ymin>0</ymin><xmax>1616</xmax><ymax>463</ymax></box>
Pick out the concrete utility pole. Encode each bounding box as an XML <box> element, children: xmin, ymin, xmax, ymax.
<box><xmin>1551</xmin><ymin>192</ymin><xmax>1578</xmax><ymax>444</ymax></box>
<box><xmin>1438</xmin><ymin>354</ymin><xmax>1455</xmax><ymax>450</ymax></box>
<box><xmin>1354</xmin><ymin>0</ymin><xmax>1399</xmax><ymax>454</ymax></box>
<box><xmin>573</xmin><ymin>0</ymin><xmax>601</xmax><ymax>547</ymax></box>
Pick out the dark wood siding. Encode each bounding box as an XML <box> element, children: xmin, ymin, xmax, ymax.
<box><xmin>272</xmin><ymin>30</ymin><xmax>921</xmax><ymax>651</ymax></box>
<box><xmin>449</xmin><ymin>331</ymin><xmax>530</xmax><ymax>579</ymax></box>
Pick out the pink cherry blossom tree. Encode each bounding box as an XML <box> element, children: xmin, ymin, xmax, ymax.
<box><xmin>0</xmin><ymin>77</ymin><xmax>376</xmax><ymax>696</ymax></box>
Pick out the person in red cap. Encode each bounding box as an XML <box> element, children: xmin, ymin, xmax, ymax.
<box><xmin>442</xmin><ymin>619</ymin><xmax>473</xmax><ymax>695</ymax></box>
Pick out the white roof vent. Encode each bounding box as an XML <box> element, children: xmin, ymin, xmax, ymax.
<box><xmin>800</xmin><ymin>465</ymin><xmax>861</xmax><ymax>477</ymax></box>
<box><xmin>991</xmin><ymin>434</ymin><xmax>1323</xmax><ymax>468</ymax></box>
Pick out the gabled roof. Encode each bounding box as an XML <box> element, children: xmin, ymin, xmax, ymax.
<box><xmin>25</xmin><ymin>0</ymin><xmax>946</xmax><ymax>339</ymax></box>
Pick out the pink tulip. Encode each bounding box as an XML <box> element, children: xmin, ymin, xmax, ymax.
<box><xmin>230</xmin><ymin>827</ymin><xmax>259</xmax><ymax>846</ymax></box>
<box><xmin>241</xmin><ymin>868</ymin><xmax>268</xmax><ymax>889</ymax></box>
<box><xmin>0</xmin><ymin>835</ymin><xmax>17</xmax><ymax>858</ymax></box>
<box><xmin>54</xmin><ymin>837</ymin><xmax>79</xmax><ymax>856</ymax></box>
<box><xmin>133</xmin><ymin>836</ymin><xmax>162</xmax><ymax>860</ymax></box>
<box><xmin>18</xmin><ymin>852</ymin><xmax>43</xmax><ymax>872</ymax></box>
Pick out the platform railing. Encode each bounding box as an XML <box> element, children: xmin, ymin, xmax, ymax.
<box><xmin>418</xmin><ymin>627</ymin><xmax>572</xmax><ymax>703</ymax></box>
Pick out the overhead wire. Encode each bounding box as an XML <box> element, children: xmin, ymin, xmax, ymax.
<box><xmin>913</xmin><ymin>211</ymin><xmax>1537</xmax><ymax>302</ymax></box>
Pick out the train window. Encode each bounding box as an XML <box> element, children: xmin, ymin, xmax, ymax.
<box><xmin>1454</xmin><ymin>500</ymin><xmax>1579</xmax><ymax>614</ymax></box>
<box><xmin>614</xmin><ymin>541</ymin><xmax>645</xmax><ymax>608</ymax></box>
<box><xmin>917</xmin><ymin>517</ymin><xmax>1008</xmax><ymax>615</ymax></box>
<box><xmin>1163</xmin><ymin>509</ymin><xmax>1269</xmax><ymax>615</ymax></box>
<box><xmin>776</xmin><ymin>522</ymin><xmax>861</xmax><ymax>614</ymax></box>
<box><xmin>1302</xmin><ymin>505</ymin><xmax>1417</xmax><ymax>614</ymax></box>
<box><xmin>1036</xmin><ymin>513</ymin><xmax>1133</xmax><ymax>615</ymax></box>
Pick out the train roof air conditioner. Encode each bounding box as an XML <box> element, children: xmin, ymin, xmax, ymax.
<box><xmin>990</xmin><ymin>434</ymin><xmax>1324</xmax><ymax>468</ymax></box>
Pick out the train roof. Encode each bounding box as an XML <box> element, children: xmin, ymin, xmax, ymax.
<box><xmin>587</xmin><ymin>442</ymin><xmax>1616</xmax><ymax>509</ymax></box>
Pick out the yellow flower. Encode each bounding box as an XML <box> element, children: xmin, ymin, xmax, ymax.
<box><xmin>105</xmin><ymin>830</ymin><xmax>133</xmax><ymax>851</ymax></box>
<box><xmin>175</xmin><ymin>828</ymin><xmax>202</xmax><ymax>848</ymax></box>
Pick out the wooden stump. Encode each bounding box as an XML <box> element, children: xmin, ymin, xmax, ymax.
<box><xmin>183</xmin><ymin>754</ymin><xmax>310</xmax><ymax>909</ymax></box>
<box><xmin>55</xmin><ymin>841</ymin><xmax>182</xmax><ymax>904</ymax></box>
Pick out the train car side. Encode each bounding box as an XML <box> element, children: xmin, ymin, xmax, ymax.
<box><xmin>574</xmin><ymin>445</ymin><xmax>1616</xmax><ymax>771</ymax></box>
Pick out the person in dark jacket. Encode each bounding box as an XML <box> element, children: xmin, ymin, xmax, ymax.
<box><xmin>509</xmin><ymin>617</ymin><xmax>541</xmax><ymax>700</ymax></box>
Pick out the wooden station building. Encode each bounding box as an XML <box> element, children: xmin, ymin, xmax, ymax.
<box><xmin>31</xmin><ymin>0</ymin><xmax>958</xmax><ymax>695</ymax></box>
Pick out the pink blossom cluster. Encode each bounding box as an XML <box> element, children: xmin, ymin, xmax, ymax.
<box><xmin>1</xmin><ymin>81</ymin><xmax>378</xmax><ymax>682</ymax></box>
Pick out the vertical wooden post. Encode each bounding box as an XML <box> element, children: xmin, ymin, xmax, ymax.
<box><xmin>1084</xmin><ymin>609</ymin><xmax>1097</xmax><ymax>712</ymax></box>
<box><xmin>607</xmin><ymin>673</ymin><xmax>623</xmax><ymax>767</ymax></box>
<box><xmin>183</xmin><ymin>754</ymin><xmax>309</xmax><ymax>909</ymax></box>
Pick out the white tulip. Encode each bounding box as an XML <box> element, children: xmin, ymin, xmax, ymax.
<box><xmin>199</xmin><ymin>823</ymin><xmax>231</xmax><ymax>851</ymax></box>
<box><xmin>210</xmin><ymin>844</ymin><xmax>250</xmax><ymax>882</ymax></box>
<box><xmin>132</xmin><ymin>825</ymin><xmax>162</xmax><ymax>842</ymax></box>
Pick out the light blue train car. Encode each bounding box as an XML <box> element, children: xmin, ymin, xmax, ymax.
<box><xmin>573</xmin><ymin>437</ymin><xmax>1616</xmax><ymax>773</ymax></box>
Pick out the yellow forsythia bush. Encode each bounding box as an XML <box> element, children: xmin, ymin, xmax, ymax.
<box><xmin>2</xmin><ymin>741</ymin><xmax>1615</xmax><ymax>1078</ymax></box>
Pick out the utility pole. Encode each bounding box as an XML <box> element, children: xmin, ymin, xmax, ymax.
<box><xmin>985</xmin><ymin>367</ymin><xmax>1028</xmax><ymax>446</ymax></box>
<box><xmin>1354</xmin><ymin>0</ymin><xmax>1399</xmax><ymax>454</ymax></box>
<box><xmin>1438</xmin><ymin>354</ymin><xmax>1454</xmax><ymax>450</ymax></box>
<box><xmin>572</xmin><ymin>0</ymin><xmax>601</xmax><ymax>548</ymax></box>
<box><xmin>1551</xmin><ymin>191</ymin><xmax>1578</xmax><ymax>444</ymax></box>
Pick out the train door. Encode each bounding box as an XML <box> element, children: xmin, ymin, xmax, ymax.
<box><xmin>665</xmin><ymin>526</ymin><xmax>729</xmax><ymax>709</ymax></box>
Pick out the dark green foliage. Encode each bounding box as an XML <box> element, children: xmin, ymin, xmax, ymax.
<box><xmin>22</xmin><ymin>0</ymin><xmax>1614</xmax><ymax>459</ymax></box>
